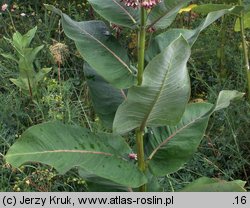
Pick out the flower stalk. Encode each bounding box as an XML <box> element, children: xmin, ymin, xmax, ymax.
<box><xmin>137</xmin><ymin>6</ymin><xmax>147</xmax><ymax>85</ymax></box>
<box><xmin>136</xmin><ymin>129</ymin><xmax>146</xmax><ymax>192</ymax></box>
<box><xmin>136</xmin><ymin>3</ymin><xmax>147</xmax><ymax>192</ymax></box>
<box><xmin>121</xmin><ymin>0</ymin><xmax>162</xmax><ymax>192</ymax></box>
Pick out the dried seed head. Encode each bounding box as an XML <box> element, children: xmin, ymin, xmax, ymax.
<box><xmin>49</xmin><ymin>42</ymin><xmax>69</xmax><ymax>64</ymax></box>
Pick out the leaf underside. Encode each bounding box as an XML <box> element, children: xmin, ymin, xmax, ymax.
<box><xmin>146</xmin><ymin>7</ymin><xmax>238</xmax><ymax>61</ymax></box>
<box><xmin>5</xmin><ymin>122</ymin><xmax>147</xmax><ymax>188</ymax></box>
<box><xmin>46</xmin><ymin>5</ymin><xmax>136</xmax><ymax>89</ymax></box>
<box><xmin>147</xmin><ymin>0</ymin><xmax>192</xmax><ymax>30</ymax></box>
<box><xmin>88</xmin><ymin>0</ymin><xmax>139</xmax><ymax>28</ymax></box>
<box><xmin>84</xmin><ymin>63</ymin><xmax>125</xmax><ymax>129</ymax></box>
<box><xmin>146</xmin><ymin>90</ymin><xmax>244</xmax><ymax>176</ymax></box>
<box><xmin>113</xmin><ymin>36</ymin><xmax>191</xmax><ymax>134</ymax></box>
<box><xmin>180</xmin><ymin>177</ymin><xmax>246</xmax><ymax>192</ymax></box>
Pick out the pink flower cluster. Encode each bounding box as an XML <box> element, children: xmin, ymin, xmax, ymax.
<box><xmin>141</xmin><ymin>0</ymin><xmax>161</xmax><ymax>9</ymax></box>
<box><xmin>120</xmin><ymin>0</ymin><xmax>161</xmax><ymax>9</ymax></box>
<box><xmin>1</xmin><ymin>3</ymin><xmax>8</xmax><ymax>11</ymax></box>
<box><xmin>120</xmin><ymin>0</ymin><xmax>139</xmax><ymax>9</ymax></box>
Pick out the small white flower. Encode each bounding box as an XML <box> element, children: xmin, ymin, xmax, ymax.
<box><xmin>20</xmin><ymin>12</ymin><xmax>26</xmax><ymax>16</ymax></box>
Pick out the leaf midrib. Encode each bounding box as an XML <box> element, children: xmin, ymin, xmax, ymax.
<box><xmin>112</xmin><ymin>0</ymin><xmax>137</xmax><ymax>25</ymax></box>
<box><xmin>139</xmin><ymin>57</ymin><xmax>173</xmax><ymax>131</ymax></box>
<box><xmin>148</xmin><ymin>0</ymin><xmax>187</xmax><ymax>28</ymax></box>
<box><xmin>7</xmin><ymin>150</ymin><xmax>113</xmax><ymax>158</ymax></box>
<box><xmin>148</xmin><ymin>112</ymin><xmax>207</xmax><ymax>160</ymax></box>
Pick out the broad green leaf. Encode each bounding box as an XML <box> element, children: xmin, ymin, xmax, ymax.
<box><xmin>84</xmin><ymin>63</ymin><xmax>125</xmax><ymax>129</ymax></box>
<box><xmin>0</xmin><ymin>53</ymin><xmax>18</xmax><ymax>63</ymax></box>
<box><xmin>146</xmin><ymin>176</ymin><xmax>162</xmax><ymax>192</ymax></box>
<box><xmin>12</xmin><ymin>26</ymin><xmax>37</xmax><ymax>52</ymax></box>
<box><xmin>12</xmin><ymin>32</ymin><xmax>25</xmax><ymax>54</ymax></box>
<box><xmin>85</xmin><ymin>181</ymin><xmax>128</xmax><ymax>192</ymax></box>
<box><xmin>62</xmin><ymin>16</ymin><xmax>136</xmax><ymax>89</ymax></box>
<box><xmin>113</xmin><ymin>36</ymin><xmax>191</xmax><ymax>134</ymax></box>
<box><xmin>213</xmin><ymin>90</ymin><xmax>244</xmax><ymax>111</ymax></box>
<box><xmin>28</xmin><ymin>45</ymin><xmax>44</xmax><ymax>63</ymax></box>
<box><xmin>235</xmin><ymin>11</ymin><xmax>250</xmax><ymax>31</ymax></box>
<box><xmin>21</xmin><ymin>26</ymin><xmax>37</xmax><ymax>48</ymax></box>
<box><xmin>180</xmin><ymin>177</ymin><xmax>246</xmax><ymax>192</ymax></box>
<box><xmin>35</xmin><ymin>68</ymin><xmax>52</xmax><ymax>82</ymax></box>
<box><xmin>18</xmin><ymin>56</ymin><xmax>35</xmax><ymax>78</ymax></box>
<box><xmin>146</xmin><ymin>7</ymin><xmax>238</xmax><ymax>61</ymax></box>
<box><xmin>193</xmin><ymin>4</ymin><xmax>243</xmax><ymax>16</ymax></box>
<box><xmin>79</xmin><ymin>168</ymin><xmax>131</xmax><ymax>191</ymax></box>
<box><xmin>5</xmin><ymin>122</ymin><xmax>147</xmax><ymax>188</ymax></box>
<box><xmin>46</xmin><ymin>5</ymin><xmax>136</xmax><ymax>89</ymax></box>
<box><xmin>88</xmin><ymin>0</ymin><xmax>139</xmax><ymax>28</ymax></box>
<box><xmin>146</xmin><ymin>90</ymin><xmax>244</xmax><ymax>176</ymax></box>
<box><xmin>147</xmin><ymin>0</ymin><xmax>192</xmax><ymax>30</ymax></box>
<box><xmin>192</xmin><ymin>4</ymin><xmax>232</xmax><ymax>15</ymax></box>
<box><xmin>10</xmin><ymin>78</ymin><xmax>30</xmax><ymax>92</ymax></box>
<box><xmin>10</xmin><ymin>76</ymin><xmax>38</xmax><ymax>96</ymax></box>
<box><xmin>16</xmin><ymin>46</ymin><xmax>44</xmax><ymax>80</ymax></box>
<box><xmin>146</xmin><ymin>103</ymin><xmax>212</xmax><ymax>176</ymax></box>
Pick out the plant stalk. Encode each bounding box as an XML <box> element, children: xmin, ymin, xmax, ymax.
<box><xmin>7</xmin><ymin>9</ymin><xmax>17</xmax><ymax>31</ymax></box>
<box><xmin>239</xmin><ymin>0</ymin><xmax>250</xmax><ymax>101</ymax></box>
<box><xmin>136</xmin><ymin>129</ymin><xmax>146</xmax><ymax>192</ymax></box>
<box><xmin>25</xmin><ymin>72</ymin><xmax>33</xmax><ymax>100</ymax></box>
<box><xmin>137</xmin><ymin>7</ymin><xmax>147</xmax><ymax>86</ymax></box>
<box><xmin>136</xmin><ymin>6</ymin><xmax>147</xmax><ymax>192</ymax></box>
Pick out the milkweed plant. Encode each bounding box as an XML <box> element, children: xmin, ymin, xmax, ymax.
<box><xmin>4</xmin><ymin>0</ymin><xmax>247</xmax><ymax>192</ymax></box>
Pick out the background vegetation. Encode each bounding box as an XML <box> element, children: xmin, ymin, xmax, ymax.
<box><xmin>0</xmin><ymin>0</ymin><xmax>249</xmax><ymax>191</ymax></box>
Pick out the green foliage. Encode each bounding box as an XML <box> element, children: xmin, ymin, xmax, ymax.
<box><xmin>84</xmin><ymin>63</ymin><xmax>125</xmax><ymax>129</ymax></box>
<box><xmin>146</xmin><ymin>8</ymin><xmax>238</xmax><ymax>61</ymax></box>
<box><xmin>1</xmin><ymin>27</ymin><xmax>51</xmax><ymax>98</ymax></box>
<box><xmin>192</xmin><ymin>4</ymin><xmax>233</xmax><ymax>15</ymax></box>
<box><xmin>147</xmin><ymin>0</ymin><xmax>192</xmax><ymax>30</ymax></box>
<box><xmin>180</xmin><ymin>177</ymin><xmax>246</xmax><ymax>192</ymax></box>
<box><xmin>45</xmin><ymin>4</ymin><xmax>136</xmax><ymax>89</ymax></box>
<box><xmin>235</xmin><ymin>11</ymin><xmax>250</xmax><ymax>31</ymax></box>
<box><xmin>1</xmin><ymin>0</ymin><xmax>248</xmax><ymax>192</ymax></box>
<box><xmin>5</xmin><ymin>122</ymin><xmax>147</xmax><ymax>188</ymax></box>
<box><xmin>146</xmin><ymin>91</ymin><xmax>244</xmax><ymax>176</ymax></box>
<box><xmin>113</xmin><ymin>36</ymin><xmax>191</xmax><ymax>134</ymax></box>
<box><xmin>88</xmin><ymin>0</ymin><xmax>139</xmax><ymax>28</ymax></box>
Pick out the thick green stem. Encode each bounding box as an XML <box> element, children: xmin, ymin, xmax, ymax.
<box><xmin>136</xmin><ymin>6</ymin><xmax>147</xmax><ymax>192</ymax></box>
<box><xmin>239</xmin><ymin>0</ymin><xmax>250</xmax><ymax>101</ymax></box>
<box><xmin>137</xmin><ymin>7</ymin><xmax>147</xmax><ymax>86</ymax></box>
<box><xmin>136</xmin><ymin>129</ymin><xmax>146</xmax><ymax>192</ymax></box>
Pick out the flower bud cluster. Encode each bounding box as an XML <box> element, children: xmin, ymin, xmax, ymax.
<box><xmin>120</xmin><ymin>0</ymin><xmax>161</xmax><ymax>10</ymax></box>
<box><xmin>141</xmin><ymin>0</ymin><xmax>161</xmax><ymax>9</ymax></box>
<box><xmin>120</xmin><ymin>0</ymin><xmax>140</xmax><ymax>9</ymax></box>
